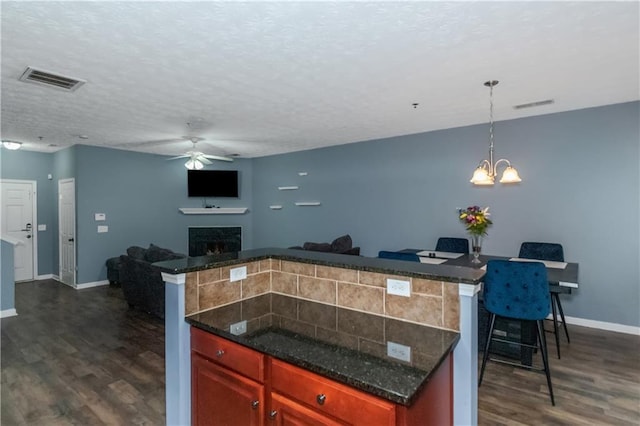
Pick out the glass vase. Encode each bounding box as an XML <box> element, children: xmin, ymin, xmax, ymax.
<box><xmin>470</xmin><ymin>234</ymin><xmax>483</xmax><ymax>264</ymax></box>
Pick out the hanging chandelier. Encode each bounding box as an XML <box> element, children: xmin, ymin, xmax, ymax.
<box><xmin>470</xmin><ymin>80</ymin><xmax>522</xmax><ymax>185</ymax></box>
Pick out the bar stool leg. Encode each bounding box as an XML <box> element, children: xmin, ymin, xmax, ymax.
<box><xmin>550</xmin><ymin>297</ymin><xmax>561</xmax><ymax>359</ymax></box>
<box><xmin>479</xmin><ymin>313</ymin><xmax>496</xmax><ymax>386</ymax></box>
<box><xmin>554</xmin><ymin>293</ymin><xmax>571</xmax><ymax>343</ymax></box>
<box><xmin>536</xmin><ymin>320</ymin><xmax>555</xmax><ymax>406</ymax></box>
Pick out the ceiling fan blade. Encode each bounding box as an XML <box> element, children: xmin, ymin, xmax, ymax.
<box><xmin>201</xmin><ymin>154</ymin><xmax>234</xmax><ymax>162</ymax></box>
<box><xmin>117</xmin><ymin>138</ymin><xmax>184</xmax><ymax>148</ymax></box>
<box><xmin>166</xmin><ymin>154</ymin><xmax>190</xmax><ymax>161</ymax></box>
<box><xmin>197</xmin><ymin>156</ymin><xmax>213</xmax><ymax>165</ymax></box>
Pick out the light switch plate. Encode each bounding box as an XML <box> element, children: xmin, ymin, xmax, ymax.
<box><xmin>97</xmin><ymin>225</ymin><xmax>108</xmax><ymax>233</ymax></box>
<box><xmin>230</xmin><ymin>266</ymin><xmax>247</xmax><ymax>282</ymax></box>
<box><xmin>230</xmin><ymin>320</ymin><xmax>247</xmax><ymax>336</ymax></box>
<box><xmin>387</xmin><ymin>279</ymin><xmax>410</xmax><ymax>297</ymax></box>
<box><xmin>387</xmin><ymin>341</ymin><xmax>411</xmax><ymax>362</ymax></box>
<box><xmin>95</xmin><ymin>213</ymin><xmax>106</xmax><ymax>221</ymax></box>
<box><xmin>37</xmin><ymin>224</ymin><xmax>46</xmax><ymax>231</ymax></box>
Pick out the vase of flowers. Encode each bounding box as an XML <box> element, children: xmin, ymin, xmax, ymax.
<box><xmin>458</xmin><ymin>205</ymin><xmax>493</xmax><ymax>263</ymax></box>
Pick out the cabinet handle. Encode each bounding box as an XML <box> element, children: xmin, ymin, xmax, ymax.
<box><xmin>251</xmin><ymin>400</ymin><xmax>259</xmax><ymax>409</ymax></box>
<box><xmin>216</xmin><ymin>349</ymin><xmax>225</xmax><ymax>358</ymax></box>
<box><xmin>269</xmin><ymin>410</ymin><xmax>277</xmax><ymax>419</ymax></box>
<box><xmin>316</xmin><ymin>394</ymin><xmax>326</xmax><ymax>405</ymax></box>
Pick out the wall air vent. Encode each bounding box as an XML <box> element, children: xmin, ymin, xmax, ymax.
<box><xmin>19</xmin><ymin>66</ymin><xmax>86</xmax><ymax>92</ymax></box>
<box><xmin>513</xmin><ymin>99</ymin><xmax>554</xmax><ymax>110</ymax></box>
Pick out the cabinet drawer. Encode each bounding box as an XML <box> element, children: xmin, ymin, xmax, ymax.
<box><xmin>271</xmin><ymin>359</ymin><xmax>395</xmax><ymax>425</ymax></box>
<box><xmin>191</xmin><ymin>327</ymin><xmax>265</xmax><ymax>382</ymax></box>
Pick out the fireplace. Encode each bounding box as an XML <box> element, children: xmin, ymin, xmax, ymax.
<box><xmin>188</xmin><ymin>227</ymin><xmax>242</xmax><ymax>257</ymax></box>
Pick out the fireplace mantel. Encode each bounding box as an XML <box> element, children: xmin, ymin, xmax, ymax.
<box><xmin>178</xmin><ymin>207</ymin><xmax>248</xmax><ymax>215</ymax></box>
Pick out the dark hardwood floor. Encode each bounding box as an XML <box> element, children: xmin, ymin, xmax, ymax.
<box><xmin>478</xmin><ymin>321</ymin><xmax>640</xmax><ymax>425</ymax></box>
<box><xmin>1</xmin><ymin>279</ymin><xmax>638</xmax><ymax>425</ymax></box>
<box><xmin>1</xmin><ymin>279</ymin><xmax>165</xmax><ymax>425</ymax></box>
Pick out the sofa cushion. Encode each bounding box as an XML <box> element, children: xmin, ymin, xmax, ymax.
<box><xmin>343</xmin><ymin>247</ymin><xmax>361</xmax><ymax>256</ymax></box>
<box><xmin>331</xmin><ymin>234</ymin><xmax>353</xmax><ymax>253</ymax></box>
<box><xmin>127</xmin><ymin>246</ymin><xmax>147</xmax><ymax>260</ymax></box>
<box><xmin>303</xmin><ymin>242</ymin><xmax>332</xmax><ymax>252</ymax></box>
<box><xmin>145</xmin><ymin>244</ymin><xmax>176</xmax><ymax>263</ymax></box>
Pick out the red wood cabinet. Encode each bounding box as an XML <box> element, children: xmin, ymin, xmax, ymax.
<box><xmin>191</xmin><ymin>327</ymin><xmax>453</xmax><ymax>426</ymax></box>
<box><xmin>191</xmin><ymin>352</ymin><xmax>265</xmax><ymax>426</ymax></box>
<box><xmin>270</xmin><ymin>392</ymin><xmax>343</xmax><ymax>426</ymax></box>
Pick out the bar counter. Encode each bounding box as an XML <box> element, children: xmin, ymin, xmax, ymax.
<box><xmin>157</xmin><ymin>248</ymin><xmax>483</xmax><ymax>425</ymax></box>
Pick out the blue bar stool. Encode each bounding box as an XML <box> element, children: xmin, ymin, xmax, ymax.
<box><xmin>435</xmin><ymin>237</ymin><xmax>470</xmax><ymax>254</ymax></box>
<box><xmin>519</xmin><ymin>242</ymin><xmax>569</xmax><ymax>359</ymax></box>
<box><xmin>377</xmin><ymin>251</ymin><xmax>419</xmax><ymax>262</ymax></box>
<box><xmin>479</xmin><ymin>259</ymin><xmax>555</xmax><ymax>406</ymax></box>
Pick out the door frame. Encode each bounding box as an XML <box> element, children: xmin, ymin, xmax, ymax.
<box><xmin>0</xmin><ymin>179</ymin><xmax>38</xmax><ymax>281</ymax></box>
<box><xmin>58</xmin><ymin>178</ymin><xmax>76</xmax><ymax>287</ymax></box>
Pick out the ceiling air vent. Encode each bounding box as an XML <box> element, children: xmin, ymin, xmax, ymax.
<box><xmin>19</xmin><ymin>66</ymin><xmax>86</xmax><ymax>92</ymax></box>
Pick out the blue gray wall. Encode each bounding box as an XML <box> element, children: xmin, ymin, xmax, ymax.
<box><xmin>73</xmin><ymin>145</ymin><xmax>253</xmax><ymax>284</ymax></box>
<box><xmin>252</xmin><ymin>102</ymin><xmax>640</xmax><ymax>327</ymax></box>
<box><xmin>1</xmin><ymin>102</ymin><xmax>638</xmax><ymax>327</ymax></box>
<box><xmin>1</xmin><ymin>145</ymin><xmax>253</xmax><ymax>284</ymax></box>
<box><xmin>1</xmin><ymin>239</ymin><xmax>16</xmax><ymax>311</ymax></box>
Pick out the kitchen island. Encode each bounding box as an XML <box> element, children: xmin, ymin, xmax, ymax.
<box><xmin>156</xmin><ymin>248</ymin><xmax>484</xmax><ymax>425</ymax></box>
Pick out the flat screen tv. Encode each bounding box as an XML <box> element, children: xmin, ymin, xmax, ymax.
<box><xmin>188</xmin><ymin>170</ymin><xmax>239</xmax><ymax>198</ymax></box>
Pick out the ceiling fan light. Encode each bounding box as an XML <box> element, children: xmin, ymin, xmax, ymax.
<box><xmin>2</xmin><ymin>140</ymin><xmax>22</xmax><ymax>150</ymax></box>
<box><xmin>499</xmin><ymin>166</ymin><xmax>522</xmax><ymax>183</ymax></box>
<box><xmin>470</xmin><ymin>166</ymin><xmax>494</xmax><ymax>185</ymax></box>
<box><xmin>185</xmin><ymin>159</ymin><xmax>204</xmax><ymax>170</ymax></box>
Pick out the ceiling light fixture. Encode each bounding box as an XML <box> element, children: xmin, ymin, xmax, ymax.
<box><xmin>2</xmin><ymin>140</ymin><xmax>22</xmax><ymax>150</ymax></box>
<box><xmin>185</xmin><ymin>158</ymin><xmax>204</xmax><ymax>170</ymax></box>
<box><xmin>470</xmin><ymin>80</ymin><xmax>522</xmax><ymax>186</ymax></box>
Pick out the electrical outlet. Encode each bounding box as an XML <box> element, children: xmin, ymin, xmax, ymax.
<box><xmin>387</xmin><ymin>341</ymin><xmax>411</xmax><ymax>362</ymax></box>
<box><xmin>230</xmin><ymin>266</ymin><xmax>247</xmax><ymax>282</ymax></box>
<box><xmin>230</xmin><ymin>320</ymin><xmax>247</xmax><ymax>336</ymax></box>
<box><xmin>97</xmin><ymin>225</ymin><xmax>108</xmax><ymax>233</ymax></box>
<box><xmin>387</xmin><ymin>279</ymin><xmax>410</xmax><ymax>297</ymax></box>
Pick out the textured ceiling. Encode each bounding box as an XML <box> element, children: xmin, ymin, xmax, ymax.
<box><xmin>1</xmin><ymin>1</ymin><xmax>638</xmax><ymax>158</ymax></box>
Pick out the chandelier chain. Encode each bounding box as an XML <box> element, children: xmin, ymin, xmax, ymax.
<box><xmin>488</xmin><ymin>83</ymin><xmax>494</xmax><ymax>150</ymax></box>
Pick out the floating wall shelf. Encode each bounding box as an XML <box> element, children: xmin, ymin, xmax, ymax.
<box><xmin>178</xmin><ymin>208</ymin><xmax>248</xmax><ymax>215</ymax></box>
<box><xmin>278</xmin><ymin>186</ymin><xmax>299</xmax><ymax>191</ymax></box>
<box><xmin>295</xmin><ymin>202</ymin><xmax>321</xmax><ymax>206</ymax></box>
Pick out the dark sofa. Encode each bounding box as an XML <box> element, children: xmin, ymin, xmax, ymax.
<box><xmin>289</xmin><ymin>234</ymin><xmax>360</xmax><ymax>256</ymax></box>
<box><xmin>119</xmin><ymin>244</ymin><xmax>186</xmax><ymax>319</ymax></box>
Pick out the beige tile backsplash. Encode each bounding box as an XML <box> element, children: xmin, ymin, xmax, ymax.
<box><xmin>185</xmin><ymin>259</ymin><xmax>460</xmax><ymax>331</ymax></box>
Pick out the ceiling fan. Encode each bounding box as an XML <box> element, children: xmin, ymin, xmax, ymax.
<box><xmin>167</xmin><ymin>137</ymin><xmax>234</xmax><ymax>169</ymax></box>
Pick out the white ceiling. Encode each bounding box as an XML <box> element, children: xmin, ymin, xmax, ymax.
<box><xmin>1</xmin><ymin>1</ymin><xmax>638</xmax><ymax>159</ymax></box>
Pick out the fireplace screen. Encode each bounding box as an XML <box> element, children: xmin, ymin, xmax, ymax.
<box><xmin>188</xmin><ymin>227</ymin><xmax>242</xmax><ymax>257</ymax></box>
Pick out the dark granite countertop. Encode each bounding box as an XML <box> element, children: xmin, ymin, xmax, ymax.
<box><xmin>186</xmin><ymin>293</ymin><xmax>460</xmax><ymax>406</ymax></box>
<box><xmin>155</xmin><ymin>247</ymin><xmax>484</xmax><ymax>285</ymax></box>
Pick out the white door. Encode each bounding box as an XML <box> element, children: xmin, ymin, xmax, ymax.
<box><xmin>59</xmin><ymin>179</ymin><xmax>76</xmax><ymax>286</ymax></box>
<box><xmin>0</xmin><ymin>180</ymin><xmax>36</xmax><ymax>282</ymax></box>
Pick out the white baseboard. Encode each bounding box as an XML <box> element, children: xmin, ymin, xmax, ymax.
<box><xmin>36</xmin><ymin>273</ymin><xmax>55</xmax><ymax>280</ymax></box>
<box><xmin>0</xmin><ymin>309</ymin><xmax>17</xmax><ymax>318</ymax></box>
<box><xmin>75</xmin><ymin>280</ymin><xmax>110</xmax><ymax>290</ymax></box>
<box><xmin>546</xmin><ymin>313</ymin><xmax>640</xmax><ymax>335</ymax></box>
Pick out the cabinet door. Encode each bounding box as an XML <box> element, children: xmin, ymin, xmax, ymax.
<box><xmin>271</xmin><ymin>359</ymin><xmax>395</xmax><ymax>425</ymax></box>
<box><xmin>192</xmin><ymin>352</ymin><xmax>264</xmax><ymax>426</ymax></box>
<box><xmin>269</xmin><ymin>393</ymin><xmax>342</xmax><ymax>426</ymax></box>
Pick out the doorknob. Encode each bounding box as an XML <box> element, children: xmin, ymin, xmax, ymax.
<box><xmin>21</xmin><ymin>223</ymin><xmax>32</xmax><ymax>231</ymax></box>
<box><xmin>68</xmin><ymin>238</ymin><xmax>74</xmax><ymax>242</ymax></box>
<box><xmin>26</xmin><ymin>235</ymin><xmax>32</xmax><ymax>239</ymax></box>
